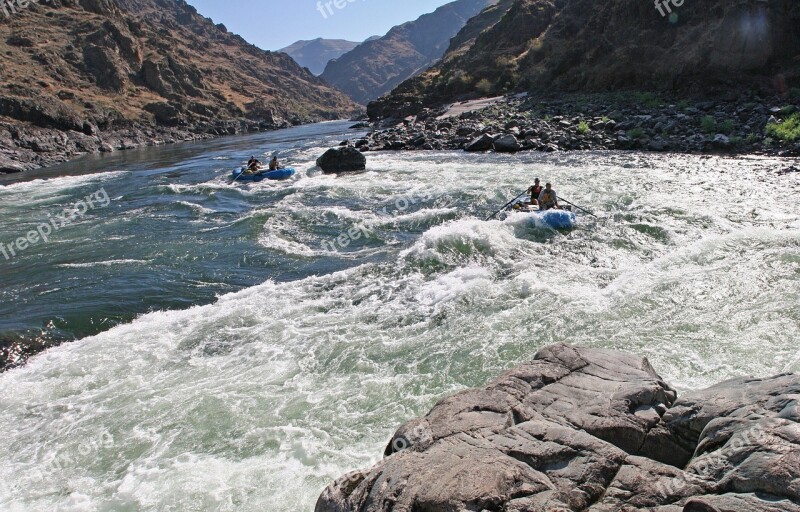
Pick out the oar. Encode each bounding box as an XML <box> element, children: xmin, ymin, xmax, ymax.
<box><xmin>560</xmin><ymin>198</ymin><xmax>596</xmax><ymax>217</ymax></box>
<box><xmin>485</xmin><ymin>190</ymin><xmax>529</xmax><ymax>221</ymax></box>
<box><xmin>231</xmin><ymin>167</ymin><xmax>245</xmax><ymax>183</ymax></box>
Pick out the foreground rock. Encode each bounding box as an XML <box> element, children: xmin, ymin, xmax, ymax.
<box><xmin>317</xmin><ymin>343</ymin><xmax>800</xmax><ymax>511</ymax></box>
<box><xmin>316</xmin><ymin>147</ymin><xmax>367</xmax><ymax>173</ymax></box>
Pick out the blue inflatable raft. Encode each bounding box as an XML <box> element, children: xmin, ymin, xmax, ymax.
<box><xmin>231</xmin><ymin>167</ymin><xmax>296</xmax><ymax>182</ymax></box>
<box><xmin>500</xmin><ymin>207</ymin><xmax>578</xmax><ymax>230</ymax></box>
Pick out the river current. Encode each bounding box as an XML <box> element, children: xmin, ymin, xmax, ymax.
<box><xmin>0</xmin><ymin>121</ymin><xmax>798</xmax><ymax>511</ymax></box>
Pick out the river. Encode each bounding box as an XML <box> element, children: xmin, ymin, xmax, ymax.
<box><xmin>0</xmin><ymin>121</ymin><xmax>798</xmax><ymax>511</ymax></box>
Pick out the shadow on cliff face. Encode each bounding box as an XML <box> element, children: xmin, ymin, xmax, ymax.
<box><xmin>369</xmin><ymin>0</ymin><xmax>800</xmax><ymax>119</ymax></box>
<box><xmin>522</xmin><ymin>0</ymin><xmax>800</xmax><ymax>93</ymax></box>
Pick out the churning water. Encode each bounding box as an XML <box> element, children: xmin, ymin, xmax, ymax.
<box><xmin>0</xmin><ymin>122</ymin><xmax>798</xmax><ymax>511</ymax></box>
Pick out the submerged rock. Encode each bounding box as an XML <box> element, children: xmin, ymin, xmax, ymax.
<box><xmin>316</xmin><ymin>343</ymin><xmax>800</xmax><ymax>512</ymax></box>
<box><xmin>316</xmin><ymin>147</ymin><xmax>367</xmax><ymax>173</ymax></box>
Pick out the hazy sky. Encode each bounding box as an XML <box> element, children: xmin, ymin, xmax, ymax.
<box><xmin>187</xmin><ymin>0</ymin><xmax>455</xmax><ymax>51</ymax></box>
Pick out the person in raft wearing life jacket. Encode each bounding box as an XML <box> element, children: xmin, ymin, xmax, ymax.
<box><xmin>538</xmin><ymin>182</ymin><xmax>560</xmax><ymax>211</ymax></box>
<box><xmin>246</xmin><ymin>156</ymin><xmax>261</xmax><ymax>173</ymax></box>
<box><xmin>269</xmin><ymin>156</ymin><xmax>281</xmax><ymax>171</ymax></box>
<box><xmin>527</xmin><ymin>177</ymin><xmax>543</xmax><ymax>206</ymax></box>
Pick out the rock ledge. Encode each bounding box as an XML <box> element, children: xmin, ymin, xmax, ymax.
<box><xmin>317</xmin><ymin>343</ymin><xmax>800</xmax><ymax>512</ymax></box>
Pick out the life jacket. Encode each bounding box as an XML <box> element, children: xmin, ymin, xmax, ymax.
<box><xmin>531</xmin><ymin>185</ymin><xmax>543</xmax><ymax>198</ymax></box>
<box><xmin>541</xmin><ymin>191</ymin><xmax>555</xmax><ymax>205</ymax></box>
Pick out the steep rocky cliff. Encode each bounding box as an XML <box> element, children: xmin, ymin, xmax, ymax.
<box><xmin>0</xmin><ymin>0</ymin><xmax>360</xmax><ymax>171</ymax></box>
<box><xmin>320</xmin><ymin>0</ymin><xmax>498</xmax><ymax>105</ymax></box>
<box><xmin>369</xmin><ymin>0</ymin><xmax>800</xmax><ymax>120</ymax></box>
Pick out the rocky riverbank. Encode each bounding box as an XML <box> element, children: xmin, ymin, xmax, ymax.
<box><xmin>317</xmin><ymin>343</ymin><xmax>800</xmax><ymax>511</ymax></box>
<box><xmin>355</xmin><ymin>93</ymin><xmax>800</xmax><ymax>157</ymax></box>
<box><xmin>0</xmin><ymin>117</ymin><xmax>299</xmax><ymax>174</ymax></box>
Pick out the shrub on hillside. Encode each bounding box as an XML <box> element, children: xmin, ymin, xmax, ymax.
<box><xmin>701</xmin><ymin>116</ymin><xmax>717</xmax><ymax>134</ymax></box>
<box><xmin>766</xmin><ymin>113</ymin><xmax>800</xmax><ymax>142</ymax></box>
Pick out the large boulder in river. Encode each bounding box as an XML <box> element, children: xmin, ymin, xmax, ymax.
<box><xmin>464</xmin><ymin>133</ymin><xmax>495</xmax><ymax>152</ymax></box>
<box><xmin>316</xmin><ymin>147</ymin><xmax>367</xmax><ymax>173</ymax></box>
<box><xmin>316</xmin><ymin>343</ymin><xmax>800</xmax><ymax>512</ymax></box>
<box><xmin>493</xmin><ymin>133</ymin><xmax>521</xmax><ymax>152</ymax></box>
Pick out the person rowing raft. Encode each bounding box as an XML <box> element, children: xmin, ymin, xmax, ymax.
<box><xmin>538</xmin><ymin>182</ymin><xmax>560</xmax><ymax>211</ymax></box>
<box><xmin>246</xmin><ymin>156</ymin><xmax>261</xmax><ymax>173</ymax></box>
<box><xmin>269</xmin><ymin>156</ymin><xmax>282</xmax><ymax>171</ymax></box>
<box><xmin>527</xmin><ymin>177</ymin><xmax>543</xmax><ymax>206</ymax></box>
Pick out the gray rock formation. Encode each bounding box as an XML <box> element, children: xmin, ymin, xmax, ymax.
<box><xmin>316</xmin><ymin>147</ymin><xmax>367</xmax><ymax>173</ymax></box>
<box><xmin>464</xmin><ymin>133</ymin><xmax>495</xmax><ymax>152</ymax></box>
<box><xmin>316</xmin><ymin>343</ymin><xmax>800</xmax><ymax>511</ymax></box>
<box><xmin>493</xmin><ymin>133</ymin><xmax>521</xmax><ymax>152</ymax></box>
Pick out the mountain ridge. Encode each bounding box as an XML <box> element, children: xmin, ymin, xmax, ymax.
<box><xmin>369</xmin><ymin>0</ymin><xmax>800</xmax><ymax>120</ymax></box>
<box><xmin>320</xmin><ymin>0</ymin><xmax>499</xmax><ymax>105</ymax></box>
<box><xmin>279</xmin><ymin>38</ymin><xmax>362</xmax><ymax>75</ymax></box>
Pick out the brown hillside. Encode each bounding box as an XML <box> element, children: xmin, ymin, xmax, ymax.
<box><xmin>0</xmin><ymin>0</ymin><xmax>360</xmax><ymax>171</ymax></box>
<box><xmin>369</xmin><ymin>0</ymin><xmax>800</xmax><ymax>119</ymax></box>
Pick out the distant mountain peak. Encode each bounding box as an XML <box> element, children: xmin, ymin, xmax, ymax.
<box><xmin>321</xmin><ymin>0</ymin><xmax>499</xmax><ymax>105</ymax></box>
<box><xmin>280</xmin><ymin>39</ymin><xmax>362</xmax><ymax>76</ymax></box>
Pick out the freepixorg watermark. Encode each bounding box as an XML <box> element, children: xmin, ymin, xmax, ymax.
<box><xmin>0</xmin><ymin>187</ymin><xmax>111</xmax><ymax>261</ymax></box>
<box><xmin>654</xmin><ymin>0</ymin><xmax>685</xmax><ymax>21</ymax></box>
<box><xmin>316</xmin><ymin>0</ymin><xmax>363</xmax><ymax>19</ymax></box>
<box><xmin>320</xmin><ymin>190</ymin><xmax>455</xmax><ymax>253</ymax></box>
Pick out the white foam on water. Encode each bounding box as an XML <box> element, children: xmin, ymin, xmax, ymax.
<box><xmin>0</xmin><ymin>171</ymin><xmax>126</xmax><ymax>196</ymax></box>
<box><xmin>176</xmin><ymin>201</ymin><xmax>217</xmax><ymax>216</ymax></box>
<box><xmin>1</xmin><ymin>150</ymin><xmax>798</xmax><ymax>511</ymax></box>
<box><xmin>55</xmin><ymin>259</ymin><xmax>153</xmax><ymax>269</ymax></box>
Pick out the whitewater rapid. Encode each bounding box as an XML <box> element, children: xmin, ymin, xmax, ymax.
<box><xmin>0</xmin><ymin>134</ymin><xmax>798</xmax><ymax>510</ymax></box>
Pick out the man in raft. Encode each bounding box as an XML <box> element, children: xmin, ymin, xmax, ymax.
<box><xmin>527</xmin><ymin>177</ymin><xmax>543</xmax><ymax>206</ymax></box>
<box><xmin>538</xmin><ymin>182</ymin><xmax>561</xmax><ymax>211</ymax></box>
<box><xmin>246</xmin><ymin>156</ymin><xmax>261</xmax><ymax>173</ymax></box>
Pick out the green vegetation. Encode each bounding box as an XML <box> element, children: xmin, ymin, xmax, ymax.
<box><xmin>677</xmin><ymin>100</ymin><xmax>690</xmax><ymax>110</ymax></box>
<box><xmin>601</xmin><ymin>116</ymin><xmax>611</xmax><ymax>123</ymax></box>
<box><xmin>528</xmin><ymin>36</ymin><xmax>544</xmax><ymax>54</ymax></box>
<box><xmin>495</xmin><ymin>55</ymin><xmax>513</xmax><ymax>68</ymax></box>
<box><xmin>445</xmin><ymin>71</ymin><xmax>473</xmax><ymax>93</ymax></box>
<box><xmin>765</xmin><ymin>113</ymin><xmax>800</xmax><ymax>142</ymax></box>
<box><xmin>745</xmin><ymin>133</ymin><xmax>762</xmax><ymax>145</ymax></box>
<box><xmin>634</xmin><ymin>92</ymin><xmax>662</xmax><ymax>108</ymax></box>
<box><xmin>577</xmin><ymin>121</ymin><xmax>590</xmax><ymax>135</ymax></box>
<box><xmin>627</xmin><ymin>127</ymin><xmax>645</xmax><ymax>139</ymax></box>
<box><xmin>475</xmin><ymin>78</ymin><xmax>493</xmax><ymax>96</ymax></box>
<box><xmin>700</xmin><ymin>116</ymin><xmax>717</xmax><ymax>134</ymax></box>
<box><xmin>790</xmin><ymin>88</ymin><xmax>800</xmax><ymax>101</ymax></box>
<box><xmin>780</xmin><ymin>105</ymin><xmax>797</xmax><ymax>116</ymax></box>
<box><xmin>719</xmin><ymin>119</ymin><xmax>735</xmax><ymax>135</ymax></box>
